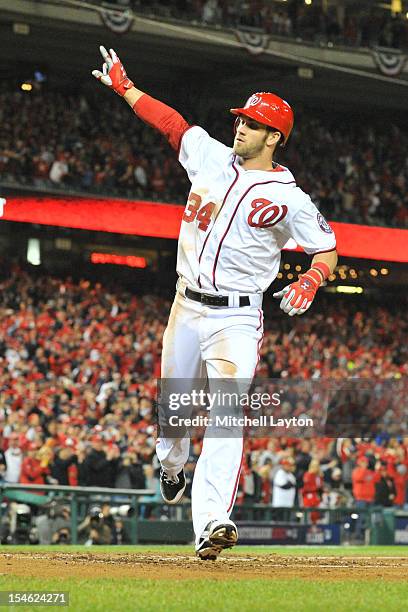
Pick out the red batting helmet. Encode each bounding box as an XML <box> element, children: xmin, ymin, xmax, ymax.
<box><xmin>230</xmin><ymin>92</ymin><xmax>294</xmax><ymax>145</ymax></box>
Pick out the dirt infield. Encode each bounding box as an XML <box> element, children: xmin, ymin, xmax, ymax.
<box><xmin>2</xmin><ymin>551</ymin><xmax>408</xmax><ymax>582</ymax></box>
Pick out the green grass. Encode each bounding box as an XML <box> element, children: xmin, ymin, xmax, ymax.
<box><xmin>2</xmin><ymin>546</ymin><xmax>408</xmax><ymax>611</ymax></box>
<box><xmin>1</xmin><ymin>576</ymin><xmax>408</xmax><ymax>612</ymax></box>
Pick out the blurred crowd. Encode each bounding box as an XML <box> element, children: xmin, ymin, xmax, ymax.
<box><xmin>0</xmin><ymin>89</ymin><xmax>189</xmax><ymax>207</ymax></box>
<box><xmin>237</xmin><ymin>437</ymin><xmax>408</xmax><ymax>520</ymax></box>
<box><xmin>137</xmin><ymin>0</ymin><xmax>408</xmax><ymax>50</ymax></box>
<box><xmin>0</xmin><ymin>264</ymin><xmax>407</xmax><ymax>539</ymax></box>
<box><xmin>0</xmin><ymin>265</ymin><xmax>165</xmax><ymax>494</ymax></box>
<box><xmin>1</xmin><ymin>88</ymin><xmax>407</xmax><ymax>228</ymax></box>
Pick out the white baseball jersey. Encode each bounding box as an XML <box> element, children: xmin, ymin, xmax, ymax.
<box><xmin>178</xmin><ymin>126</ymin><xmax>336</xmax><ymax>294</ymax></box>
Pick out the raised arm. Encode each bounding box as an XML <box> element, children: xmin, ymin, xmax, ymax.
<box><xmin>92</xmin><ymin>46</ymin><xmax>190</xmax><ymax>151</ymax></box>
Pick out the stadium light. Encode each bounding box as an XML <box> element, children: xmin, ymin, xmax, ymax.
<box><xmin>336</xmin><ymin>286</ymin><xmax>363</xmax><ymax>294</ymax></box>
<box><xmin>391</xmin><ymin>0</ymin><xmax>402</xmax><ymax>14</ymax></box>
<box><xmin>27</xmin><ymin>238</ymin><xmax>41</xmax><ymax>266</ymax></box>
<box><xmin>90</xmin><ymin>252</ymin><xmax>147</xmax><ymax>268</ymax></box>
<box><xmin>13</xmin><ymin>22</ymin><xmax>30</xmax><ymax>35</ymax></box>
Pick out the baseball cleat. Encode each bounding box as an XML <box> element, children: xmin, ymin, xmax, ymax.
<box><xmin>196</xmin><ymin>520</ymin><xmax>238</xmax><ymax>560</ymax></box>
<box><xmin>159</xmin><ymin>468</ymin><xmax>186</xmax><ymax>504</ymax></box>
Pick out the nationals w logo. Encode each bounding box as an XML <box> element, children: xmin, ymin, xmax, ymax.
<box><xmin>247</xmin><ymin>198</ymin><xmax>288</xmax><ymax>228</ymax></box>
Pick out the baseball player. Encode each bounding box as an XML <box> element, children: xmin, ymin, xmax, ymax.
<box><xmin>93</xmin><ymin>47</ymin><xmax>338</xmax><ymax>559</ymax></box>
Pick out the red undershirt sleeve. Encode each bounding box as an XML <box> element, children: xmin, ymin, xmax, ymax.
<box><xmin>132</xmin><ymin>94</ymin><xmax>191</xmax><ymax>152</ymax></box>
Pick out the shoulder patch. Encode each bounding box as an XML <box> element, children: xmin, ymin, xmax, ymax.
<box><xmin>317</xmin><ymin>212</ymin><xmax>333</xmax><ymax>234</ymax></box>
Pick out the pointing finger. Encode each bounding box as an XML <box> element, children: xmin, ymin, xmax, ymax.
<box><xmin>110</xmin><ymin>48</ymin><xmax>119</xmax><ymax>63</ymax></box>
<box><xmin>99</xmin><ymin>46</ymin><xmax>113</xmax><ymax>71</ymax></box>
<box><xmin>100</xmin><ymin>45</ymin><xmax>110</xmax><ymax>61</ymax></box>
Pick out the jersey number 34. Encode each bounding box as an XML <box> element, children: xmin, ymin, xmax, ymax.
<box><xmin>182</xmin><ymin>193</ymin><xmax>215</xmax><ymax>231</ymax></box>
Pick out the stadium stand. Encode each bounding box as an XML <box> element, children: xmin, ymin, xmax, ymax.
<box><xmin>1</xmin><ymin>264</ymin><xmax>407</xmax><ymax>516</ymax></box>
<box><xmin>1</xmin><ymin>89</ymin><xmax>407</xmax><ymax>227</ymax></box>
<box><xmin>136</xmin><ymin>0</ymin><xmax>408</xmax><ymax>50</ymax></box>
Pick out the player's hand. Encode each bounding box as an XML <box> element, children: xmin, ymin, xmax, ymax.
<box><xmin>273</xmin><ymin>275</ymin><xmax>319</xmax><ymax>316</ymax></box>
<box><xmin>92</xmin><ymin>46</ymin><xmax>134</xmax><ymax>97</ymax></box>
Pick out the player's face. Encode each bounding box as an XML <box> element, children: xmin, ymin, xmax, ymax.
<box><xmin>233</xmin><ymin>117</ymin><xmax>278</xmax><ymax>158</ymax></box>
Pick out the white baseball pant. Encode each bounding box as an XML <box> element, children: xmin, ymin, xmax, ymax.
<box><xmin>156</xmin><ymin>284</ymin><xmax>263</xmax><ymax>543</ymax></box>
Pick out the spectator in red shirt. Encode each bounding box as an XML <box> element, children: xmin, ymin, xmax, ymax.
<box><xmin>390</xmin><ymin>463</ymin><xmax>408</xmax><ymax>508</ymax></box>
<box><xmin>20</xmin><ymin>442</ymin><xmax>48</xmax><ymax>493</ymax></box>
<box><xmin>352</xmin><ymin>456</ymin><xmax>376</xmax><ymax>504</ymax></box>
<box><xmin>352</xmin><ymin>456</ymin><xmax>376</xmax><ymax>538</ymax></box>
<box><xmin>301</xmin><ymin>459</ymin><xmax>323</xmax><ymax>523</ymax></box>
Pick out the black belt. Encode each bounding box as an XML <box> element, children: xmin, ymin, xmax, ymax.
<box><xmin>185</xmin><ymin>287</ymin><xmax>250</xmax><ymax>307</ymax></box>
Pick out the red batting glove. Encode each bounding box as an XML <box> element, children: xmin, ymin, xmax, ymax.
<box><xmin>273</xmin><ymin>262</ymin><xmax>330</xmax><ymax>316</ymax></box>
<box><xmin>92</xmin><ymin>46</ymin><xmax>134</xmax><ymax>97</ymax></box>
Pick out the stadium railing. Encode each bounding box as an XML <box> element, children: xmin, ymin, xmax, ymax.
<box><xmin>1</xmin><ymin>484</ymin><xmax>399</xmax><ymax>545</ymax></box>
